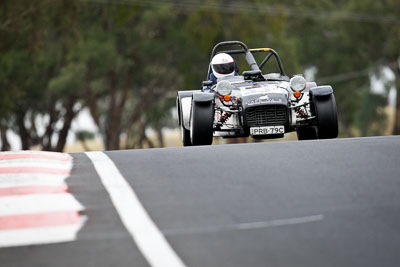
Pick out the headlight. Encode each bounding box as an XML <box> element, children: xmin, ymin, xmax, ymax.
<box><xmin>290</xmin><ymin>76</ymin><xmax>306</xmax><ymax>92</ymax></box>
<box><xmin>216</xmin><ymin>80</ymin><xmax>233</xmax><ymax>95</ymax></box>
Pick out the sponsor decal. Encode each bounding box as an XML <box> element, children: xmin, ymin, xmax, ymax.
<box><xmin>246</xmin><ymin>96</ymin><xmax>283</xmax><ymax>106</ymax></box>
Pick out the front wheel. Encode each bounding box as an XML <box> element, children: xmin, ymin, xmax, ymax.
<box><xmin>313</xmin><ymin>94</ymin><xmax>338</xmax><ymax>139</ymax></box>
<box><xmin>296</xmin><ymin>126</ymin><xmax>317</xmax><ymax>140</ymax></box>
<box><xmin>190</xmin><ymin>100</ymin><xmax>214</xmax><ymax>146</ymax></box>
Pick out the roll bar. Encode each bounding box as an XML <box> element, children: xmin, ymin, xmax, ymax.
<box><xmin>249</xmin><ymin>48</ymin><xmax>286</xmax><ymax>76</ymax></box>
<box><xmin>207</xmin><ymin>41</ymin><xmax>260</xmax><ymax>80</ymax></box>
<box><xmin>206</xmin><ymin>41</ymin><xmax>286</xmax><ymax>79</ymax></box>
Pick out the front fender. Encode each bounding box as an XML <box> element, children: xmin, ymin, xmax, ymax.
<box><xmin>193</xmin><ymin>92</ymin><xmax>214</xmax><ymax>103</ymax></box>
<box><xmin>309</xmin><ymin>86</ymin><xmax>333</xmax><ymax>99</ymax></box>
<box><xmin>178</xmin><ymin>91</ymin><xmax>215</xmax><ymax>130</ymax></box>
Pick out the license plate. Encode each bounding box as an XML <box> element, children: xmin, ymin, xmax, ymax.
<box><xmin>250</xmin><ymin>126</ymin><xmax>284</xmax><ymax>135</ymax></box>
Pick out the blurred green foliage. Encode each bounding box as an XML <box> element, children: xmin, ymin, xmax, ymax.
<box><xmin>0</xmin><ymin>0</ymin><xmax>399</xmax><ymax>150</ymax></box>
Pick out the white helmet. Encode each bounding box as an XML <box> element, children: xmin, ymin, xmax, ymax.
<box><xmin>211</xmin><ymin>53</ymin><xmax>235</xmax><ymax>79</ymax></box>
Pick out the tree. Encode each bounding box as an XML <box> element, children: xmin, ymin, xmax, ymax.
<box><xmin>1</xmin><ymin>0</ymin><xmax>398</xmax><ymax>152</ymax></box>
<box><xmin>0</xmin><ymin>0</ymin><xmax>82</xmax><ymax>151</ymax></box>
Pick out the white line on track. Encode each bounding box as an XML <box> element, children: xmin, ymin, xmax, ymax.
<box><xmin>0</xmin><ymin>174</ymin><xmax>68</xmax><ymax>188</ymax></box>
<box><xmin>0</xmin><ymin>194</ymin><xmax>84</xmax><ymax>216</ymax></box>
<box><xmin>163</xmin><ymin>214</ymin><xmax>324</xmax><ymax>235</ymax></box>
<box><xmin>0</xmin><ymin>160</ymin><xmax>72</xmax><ymax>169</ymax></box>
<box><xmin>0</xmin><ymin>220</ymin><xmax>86</xmax><ymax>248</ymax></box>
<box><xmin>85</xmin><ymin>151</ymin><xmax>186</xmax><ymax>267</ymax></box>
<box><xmin>0</xmin><ymin>150</ymin><xmax>71</xmax><ymax>158</ymax></box>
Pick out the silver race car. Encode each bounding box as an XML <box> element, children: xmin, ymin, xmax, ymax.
<box><xmin>177</xmin><ymin>41</ymin><xmax>338</xmax><ymax>146</ymax></box>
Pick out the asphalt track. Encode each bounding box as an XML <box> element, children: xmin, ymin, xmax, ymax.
<box><xmin>1</xmin><ymin>136</ymin><xmax>400</xmax><ymax>267</ymax></box>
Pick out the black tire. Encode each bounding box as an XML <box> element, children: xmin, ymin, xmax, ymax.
<box><xmin>190</xmin><ymin>101</ymin><xmax>214</xmax><ymax>145</ymax></box>
<box><xmin>313</xmin><ymin>94</ymin><xmax>339</xmax><ymax>139</ymax></box>
<box><xmin>296</xmin><ymin>126</ymin><xmax>318</xmax><ymax>140</ymax></box>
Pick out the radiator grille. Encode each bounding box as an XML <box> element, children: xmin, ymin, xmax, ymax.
<box><xmin>245</xmin><ymin>105</ymin><xmax>287</xmax><ymax>127</ymax></box>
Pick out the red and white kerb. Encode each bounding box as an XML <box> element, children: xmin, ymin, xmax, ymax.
<box><xmin>0</xmin><ymin>151</ymin><xmax>85</xmax><ymax>247</ymax></box>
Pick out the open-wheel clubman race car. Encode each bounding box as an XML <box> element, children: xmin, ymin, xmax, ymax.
<box><xmin>176</xmin><ymin>41</ymin><xmax>338</xmax><ymax>146</ymax></box>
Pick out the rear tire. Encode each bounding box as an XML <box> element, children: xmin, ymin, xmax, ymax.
<box><xmin>190</xmin><ymin>101</ymin><xmax>214</xmax><ymax>146</ymax></box>
<box><xmin>296</xmin><ymin>126</ymin><xmax>317</xmax><ymax>140</ymax></box>
<box><xmin>313</xmin><ymin>94</ymin><xmax>338</xmax><ymax>139</ymax></box>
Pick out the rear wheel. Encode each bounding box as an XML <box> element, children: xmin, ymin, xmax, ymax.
<box><xmin>190</xmin><ymin>101</ymin><xmax>214</xmax><ymax>146</ymax></box>
<box><xmin>296</xmin><ymin>126</ymin><xmax>317</xmax><ymax>140</ymax></box>
<box><xmin>313</xmin><ymin>94</ymin><xmax>338</xmax><ymax>139</ymax></box>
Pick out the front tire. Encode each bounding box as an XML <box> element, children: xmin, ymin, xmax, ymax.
<box><xmin>190</xmin><ymin>100</ymin><xmax>214</xmax><ymax>145</ymax></box>
<box><xmin>313</xmin><ymin>94</ymin><xmax>338</xmax><ymax>139</ymax></box>
<box><xmin>296</xmin><ymin>126</ymin><xmax>317</xmax><ymax>140</ymax></box>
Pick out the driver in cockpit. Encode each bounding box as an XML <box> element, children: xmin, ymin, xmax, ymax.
<box><xmin>205</xmin><ymin>53</ymin><xmax>239</xmax><ymax>91</ymax></box>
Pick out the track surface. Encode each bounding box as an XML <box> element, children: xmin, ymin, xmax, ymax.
<box><xmin>1</xmin><ymin>136</ymin><xmax>400</xmax><ymax>267</ymax></box>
